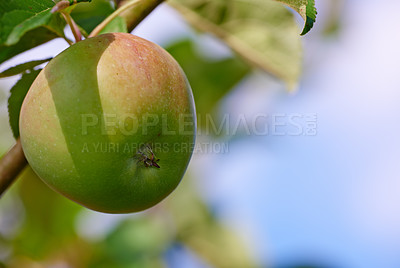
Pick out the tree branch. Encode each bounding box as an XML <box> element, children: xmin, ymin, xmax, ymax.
<box><xmin>0</xmin><ymin>139</ymin><xmax>27</xmax><ymax>196</ymax></box>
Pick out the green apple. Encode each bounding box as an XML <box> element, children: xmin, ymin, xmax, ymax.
<box><xmin>19</xmin><ymin>33</ymin><xmax>196</xmax><ymax>213</ymax></box>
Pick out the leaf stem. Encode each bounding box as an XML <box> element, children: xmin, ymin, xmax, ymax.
<box><xmin>88</xmin><ymin>0</ymin><xmax>142</xmax><ymax>38</ymax></box>
<box><xmin>0</xmin><ymin>140</ymin><xmax>27</xmax><ymax>197</ymax></box>
<box><xmin>63</xmin><ymin>36</ymin><xmax>74</xmax><ymax>46</ymax></box>
<box><xmin>62</xmin><ymin>12</ymin><xmax>82</xmax><ymax>43</ymax></box>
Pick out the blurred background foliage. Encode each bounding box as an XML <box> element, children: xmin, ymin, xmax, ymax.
<box><xmin>0</xmin><ymin>0</ymin><xmax>345</xmax><ymax>267</ymax></box>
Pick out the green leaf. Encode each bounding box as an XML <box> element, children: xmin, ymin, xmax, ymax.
<box><xmin>169</xmin><ymin>0</ymin><xmax>304</xmax><ymax>89</ymax></box>
<box><xmin>5</xmin><ymin>9</ymin><xmax>65</xmax><ymax>46</ymax></box>
<box><xmin>0</xmin><ymin>0</ymin><xmax>66</xmax><ymax>45</ymax></box>
<box><xmin>99</xmin><ymin>16</ymin><xmax>128</xmax><ymax>34</ymax></box>
<box><xmin>0</xmin><ymin>58</ymin><xmax>51</xmax><ymax>78</ymax></box>
<box><xmin>274</xmin><ymin>0</ymin><xmax>317</xmax><ymax>35</ymax></box>
<box><xmin>0</xmin><ymin>27</ymin><xmax>59</xmax><ymax>65</ymax></box>
<box><xmin>8</xmin><ymin>69</ymin><xmax>41</xmax><ymax>138</ymax></box>
<box><xmin>0</xmin><ymin>0</ymin><xmax>66</xmax><ymax>64</ymax></box>
<box><xmin>70</xmin><ymin>0</ymin><xmax>115</xmax><ymax>34</ymax></box>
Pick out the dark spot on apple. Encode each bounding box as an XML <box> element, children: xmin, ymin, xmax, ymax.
<box><xmin>135</xmin><ymin>144</ymin><xmax>160</xmax><ymax>168</ymax></box>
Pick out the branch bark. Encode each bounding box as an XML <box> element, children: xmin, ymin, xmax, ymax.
<box><xmin>0</xmin><ymin>139</ymin><xmax>27</xmax><ymax>196</ymax></box>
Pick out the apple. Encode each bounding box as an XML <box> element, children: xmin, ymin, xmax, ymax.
<box><xmin>19</xmin><ymin>33</ymin><xmax>196</xmax><ymax>213</ymax></box>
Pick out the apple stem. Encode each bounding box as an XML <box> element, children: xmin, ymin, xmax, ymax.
<box><xmin>0</xmin><ymin>139</ymin><xmax>27</xmax><ymax>197</ymax></box>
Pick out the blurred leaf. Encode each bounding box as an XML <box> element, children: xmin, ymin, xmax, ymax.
<box><xmin>274</xmin><ymin>0</ymin><xmax>317</xmax><ymax>35</ymax></box>
<box><xmin>166</xmin><ymin>39</ymin><xmax>250</xmax><ymax>130</ymax></box>
<box><xmin>8</xmin><ymin>69</ymin><xmax>41</xmax><ymax>139</ymax></box>
<box><xmin>0</xmin><ymin>58</ymin><xmax>50</xmax><ymax>78</ymax></box>
<box><xmin>11</xmin><ymin>168</ymin><xmax>83</xmax><ymax>259</ymax></box>
<box><xmin>105</xmin><ymin>218</ymin><xmax>169</xmax><ymax>258</ymax></box>
<box><xmin>99</xmin><ymin>16</ymin><xmax>128</xmax><ymax>34</ymax></box>
<box><xmin>0</xmin><ymin>0</ymin><xmax>66</xmax><ymax>64</ymax></box>
<box><xmin>167</xmin><ymin>178</ymin><xmax>259</xmax><ymax>268</ymax></box>
<box><xmin>88</xmin><ymin>218</ymin><xmax>168</xmax><ymax>268</ymax></box>
<box><xmin>322</xmin><ymin>0</ymin><xmax>343</xmax><ymax>36</ymax></box>
<box><xmin>0</xmin><ymin>28</ymin><xmax>60</xmax><ymax>64</ymax></box>
<box><xmin>71</xmin><ymin>0</ymin><xmax>115</xmax><ymax>34</ymax></box>
<box><xmin>169</xmin><ymin>0</ymin><xmax>303</xmax><ymax>89</ymax></box>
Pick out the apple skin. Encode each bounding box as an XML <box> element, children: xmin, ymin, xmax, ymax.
<box><xmin>19</xmin><ymin>33</ymin><xmax>196</xmax><ymax>213</ymax></box>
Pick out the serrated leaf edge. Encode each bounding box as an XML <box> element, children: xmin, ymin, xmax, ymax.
<box><xmin>274</xmin><ymin>0</ymin><xmax>317</xmax><ymax>35</ymax></box>
<box><xmin>300</xmin><ymin>0</ymin><xmax>317</xmax><ymax>35</ymax></box>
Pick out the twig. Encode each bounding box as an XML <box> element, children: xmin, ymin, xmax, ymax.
<box><xmin>0</xmin><ymin>139</ymin><xmax>27</xmax><ymax>196</ymax></box>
